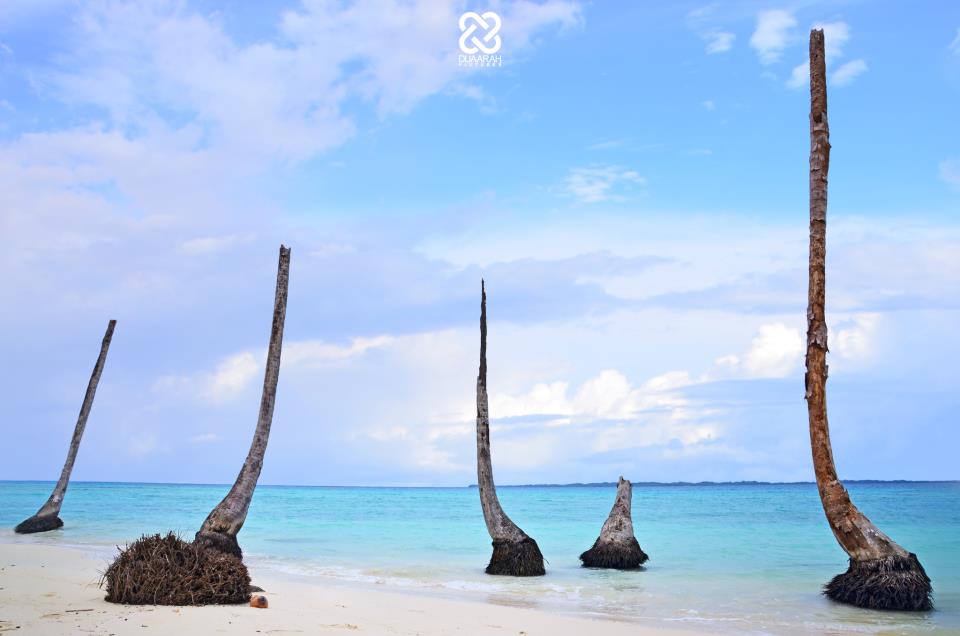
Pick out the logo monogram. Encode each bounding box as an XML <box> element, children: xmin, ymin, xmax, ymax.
<box><xmin>458</xmin><ymin>11</ymin><xmax>502</xmax><ymax>55</ymax></box>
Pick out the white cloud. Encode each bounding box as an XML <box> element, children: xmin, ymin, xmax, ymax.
<box><xmin>481</xmin><ymin>367</ymin><xmax>720</xmax><ymax>472</ymax></box>
<box><xmin>714</xmin><ymin>322</ymin><xmax>804</xmax><ymax>379</ymax></box>
<box><xmin>491</xmin><ymin>380</ymin><xmax>570</xmax><ymax>418</ymax></box>
<box><xmin>742</xmin><ymin>322</ymin><xmax>804</xmax><ymax>377</ymax></box>
<box><xmin>643</xmin><ymin>371</ymin><xmax>693</xmax><ymax>392</ymax></box>
<box><xmin>786</xmin><ymin>61</ymin><xmax>809</xmax><ymax>89</ymax></box>
<box><xmin>818</xmin><ymin>21</ymin><xmax>851</xmax><ymax>58</ymax></box>
<box><xmin>704</xmin><ymin>29</ymin><xmax>735</xmax><ymax>54</ymax></box>
<box><xmin>785</xmin><ymin>21</ymin><xmax>862</xmax><ymax>89</ymax></box>
<box><xmin>574</xmin><ymin>369</ymin><xmax>637</xmax><ymax>418</ymax></box>
<box><xmin>750</xmin><ymin>10</ymin><xmax>796</xmax><ymax>64</ymax></box>
<box><xmin>939</xmin><ymin>157</ymin><xmax>960</xmax><ymax>190</ymax></box>
<box><xmin>702</xmin><ymin>99</ymin><xmax>715</xmax><ymax>111</ymax></box>
<box><xmin>285</xmin><ymin>336</ymin><xmax>394</xmax><ymax>366</ymax></box>
<box><xmin>563</xmin><ymin>165</ymin><xmax>645</xmax><ymax>203</ymax></box>
<box><xmin>491</xmin><ymin>368</ymin><xmax>694</xmax><ymax>422</ymax></box>
<box><xmin>832</xmin><ymin>59</ymin><xmax>868</xmax><ymax>86</ymax></box>
<box><xmin>152</xmin><ymin>351</ymin><xmax>260</xmax><ymax>403</ymax></box>
<box><xmin>686</xmin><ymin>6</ymin><xmax>734</xmax><ymax>55</ymax></box>
<box><xmin>34</xmin><ymin>1</ymin><xmax>579</xmax><ymax>163</ymax></box>
<box><xmin>951</xmin><ymin>28</ymin><xmax>960</xmax><ymax>55</ymax></box>
<box><xmin>833</xmin><ymin>313</ymin><xmax>880</xmax><ymax>360</ymax></box>
<box><xmin>154</xmin><ymin>336</ymin><xmax>394</xmax><ymax>404</ymax></box>
<box><xmin>206</xmin><ymin>351</ymin><xmax>260</xmax><ymax>400</ymax></box>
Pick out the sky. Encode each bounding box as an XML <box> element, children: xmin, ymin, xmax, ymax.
<box><xmin>0</xmin><ymin>0</ymin><xmax>958</xmax><ymax>487</ymax></box>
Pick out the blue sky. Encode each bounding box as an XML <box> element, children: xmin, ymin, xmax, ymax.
<box><xmin>0</xmin><ymin>0</ymin><xmax>957</xmax><ymax>486</ymax></box>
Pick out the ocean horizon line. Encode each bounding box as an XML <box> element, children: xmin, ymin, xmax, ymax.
<box><xmin>2</xmin><ymin>478</ymin><xmax>957</xmax><ymax>489</ymax></box>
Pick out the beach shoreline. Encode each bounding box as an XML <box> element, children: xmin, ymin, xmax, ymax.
<box><xmin>0</xmin><ymin>541</ymin><xmax>716</xmax><ymax>636</ymax></box>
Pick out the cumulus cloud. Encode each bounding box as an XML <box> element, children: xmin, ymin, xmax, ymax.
<box><xmin>42</xmin><ymin>1</ymin><xmax>580</xmax><ymax>161</ymax></box>
<box><xmin>785</xmin><ymin>21</ymin><xmax>865</xmax><ymax>89</ymax></box>
<box><xmin>0</xmin><ymin>1</ymin><xmax>584</xmax><ymax>342</ymax></box>
<box><xmin>713</xmin><ymin>322</ymin><xmax>804</xmax><ymax>379</ymax></box>
<box><xmin>155</xmin><ymin>336</ymin><xmax>393</xmax><ymax>403</ymax></box>
<box><xmin>563</xmin><ymin>165</ymin><xmax>645</xmax><ymax>203</ymax></box>
<box><xmin>479</xmin><ymin>367</ymin><xmax>719</xmax><ymax>472</ymax></box>
<box><xmin>205</xmin><ymin>352</ymin><xmax>260</xmax><ymax>400</ymax></box>
<box><xmin>833</xmin><ymin>313</ymin><xmax>880</xmax><ymax>360</ymax></box>
<box><xmin>750</xmin><ymin>10</ymin><xmax>796</xmax><ymax>64</ymax></box>
<box><xmin>491</xmin><ymin>368</ymin><xmax>696</xmax><ymax>423</ymax></box>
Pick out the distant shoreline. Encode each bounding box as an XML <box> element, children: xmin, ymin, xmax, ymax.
<box><xmin>2</xmin><ymin>478</ymin><xmax>957</xmax><ymax>488</ymax></box>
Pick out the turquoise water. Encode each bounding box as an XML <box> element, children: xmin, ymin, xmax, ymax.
<box><xmin>1</xmin><ymin>481</ymin><xmax>958</xmax><ymax>634</ymax></box>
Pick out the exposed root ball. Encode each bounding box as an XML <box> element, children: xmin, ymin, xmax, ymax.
<box><xmin>103</xmin><ymin>533</ymin><xmax>250</xmax><ymax>605</ymax></box>
<box><xmin>486</xmin><ymin>537</ymin><xmax>545</xmax><ymax>576</ymax></box>
<box><xmin>580</xmin><ymin>537</ymin><xmax>648</xmax><ymax>570</ymax></box>
<box><xmin>14</xmin><ymin>514</ymin><xmax>63</xmax><ymax>534</ymax></box>
<box><xmin>824</xmin><ymin>553</ymin><xmax>933</xmax><ymax>611</ymax></box>
<box><xmin>193</xmin><ymin>529</ymin><xmax>243</xmax><ymax>559</ymax></box>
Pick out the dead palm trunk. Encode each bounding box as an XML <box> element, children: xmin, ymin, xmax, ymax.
<box><xmin>476</xmin><ymin>281</ymin><xmax>545</xmax><ymax>576</ymax></box>
<box><xmin>580</xmin><ymin>476</ymin><xmax>648</xmax><ymax>569</ymax></box>
<box><xmin>15</xmin><ymin>320</ymin><xmax>116</xmax><ymax>534</ymax></box>
<box><xmin>805</xmin><ymin>30</ymin><xmax>931</xmax><ymax>611</ymax></box>
<box><xmin>194</xmin><ymin>245</ymin><xmax>290</xmax><ymax>558</ymax></box>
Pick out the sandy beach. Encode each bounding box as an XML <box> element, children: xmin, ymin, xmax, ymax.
<box><xmin>0</xmin><ymin>542</ymin><xmax>711</xmax><ymax>636</ymax></box>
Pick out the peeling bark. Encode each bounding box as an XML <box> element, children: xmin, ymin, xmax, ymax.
<box><xmin>476</xmin><ymin>281</ymin><xmax>545</xmax><ymax>576</ymax></box>
<box><xmin>580</xmin><ymin>476</ymin><xmax>648</xmax><ymax>569</ymax></box>
<box><xmin>16</xmin><ymin>320</ymin><xmax>116</xmax><ymax>534</ymax></box>
<box><xmin>805</xmin><ymin>30</ymin><xmax>931</xmax><ymax>611</ymax></box>
<box><xmin>195</xmin><ymin>246</ymin><xmax>290</xmax><ymax>558</ymax></box>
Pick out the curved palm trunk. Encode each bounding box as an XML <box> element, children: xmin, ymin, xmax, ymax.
<box><xmin>805</xmin><ymin>30</ymin><xmax>931</xmax><ymax>611</ymax></box>
<box><xmin>16</xmin><ymin>320</ymin><xmax>116</xmax><ymax>534</ymax></box>
<box><xmin>580</xmin><ymin>476</ymin><xmax>647</xmax><ymax>569</ymax></box>
<box><xmin>195</xmin><ymin>246</ymin><xmax>290</xmax><ymax>558</ymax></box>
<box><xmin>476</xmin><ymin>281</ymin><xmax>544</xmax><ymax>576</ymax></box>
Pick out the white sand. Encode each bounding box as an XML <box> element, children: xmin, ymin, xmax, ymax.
<box><xmin>0</xmin><ymin>542</ymin><xmax>708</xmax><ymax>635</ymax></box>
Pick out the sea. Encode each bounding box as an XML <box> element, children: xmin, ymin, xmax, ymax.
<box><xmin>1</xmin><ymin>480</ymin><xmax>957</xmax><ymax>634</ymax></box>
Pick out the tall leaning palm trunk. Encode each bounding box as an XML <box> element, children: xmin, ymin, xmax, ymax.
<box><xmin>476</xmin><ymin>281</ymin><xmax>545</xmax><ymax>576</ymax></box>
<box><xmin>805</xmin><ymin>30</ymin><xmax>931</xmax><ymax>611</ymax></box>
<box><xmin>194</xmin><ymin>245</ymin><xmax>290</xmax><ymax>558</ymax></box>
<box><xmin>580</xmin><ymin>476</ymin><xmax>648</xmax><ymax>569</ymax></box>
<box><xmin>16</xmin><ymin>320</ymin><xmax>116</xmax><ymax>534</ymax></box>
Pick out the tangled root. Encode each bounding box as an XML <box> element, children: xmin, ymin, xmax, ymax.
<box><xmin>485</xmin><ymin>537</ymin><xmax>546</xmax><ymax>576</ymax></box>
<box><xmin>824</xmin><ymin>553</ymin><xmax>933</xmax><ymax>611</ymax></box>
<box><xmin>102</xmin><ymin>533</ymin><xmax>250</xmax><ymax>605</ymax></box>
<box><xmin>14</xmin><ymin>514</ymin><xmax>63</xmax><ymax>534</ymax></box>
<box><xmin>580</xmin><ymin>537</ymin><xmax>648</xmax><ymax>570</ymax></box>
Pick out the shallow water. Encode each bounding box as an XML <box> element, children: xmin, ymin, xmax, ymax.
<box><xmin>1</xmin><ymin>481</ymin><xmax>958</xmax><ymax>634</ymax></box>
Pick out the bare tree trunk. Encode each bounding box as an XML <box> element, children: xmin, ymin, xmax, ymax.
<box><xmin>580</xmin><ymin>476</ymin><xmax>648</xmax><ymax>569</ymax></box>
<box><xmin>195</xmin><ymin>246</ymin><xmax>290</xmax><ymax>558</ymax></box>
<box><xmin>16</xmin><ymin>320</ymin><xmax>116</xmax><ymax>534</ymax></box>
<box><xmin>476</xmin><ymin>281</ymin><xmax>544</xmax><ymax>576</ymax></box>
<box><xmin>805</xmin><ymin>30</ymin><xmax>931</xmax><ymax>611</ymax></box>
